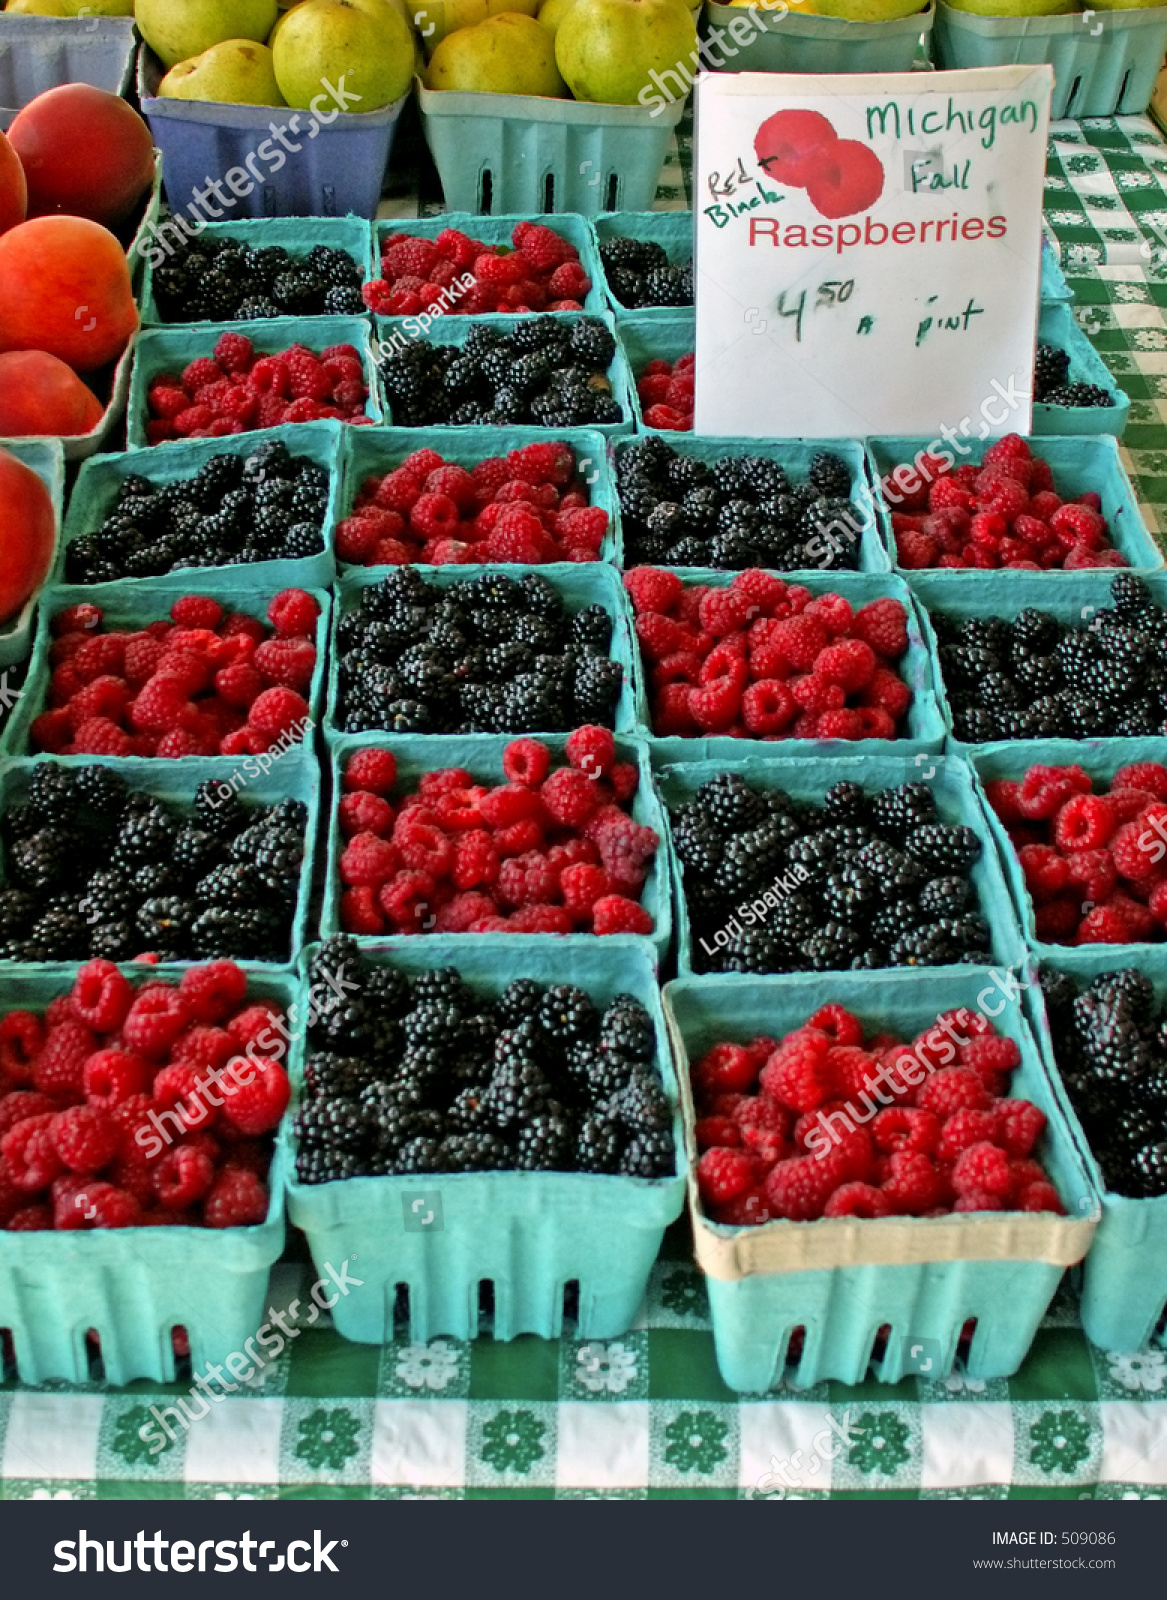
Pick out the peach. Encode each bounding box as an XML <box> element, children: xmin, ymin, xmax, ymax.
<box><xmin>8</xmin><ymin>86</ymin><xmax>155</xmax><ymax>231</ymax></box>
<box><xmin>0</xmin><ymin>130</ymin><xmax>27</xmax><ymax>238</ymax></box>
<box><xmin>0</xmin><ymin>217</ymin><xmax>138</xmax><ymax>373</ymax></box>
<box><xmin>0</xmin><ymin>447</ymin><xmax>56</xmax><ymax>624</ymax></box>
<box><xmin>0</xmin><ymin>350</ymin><xmax>105</xmax><ymax>436</ymax></box>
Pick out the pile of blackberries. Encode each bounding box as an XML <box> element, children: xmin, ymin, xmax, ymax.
<box><xmin>0</xmin><ymin>765</ymin><xmax>306</xmax><ymax>963</ymax></box>
<box><xmin>599</xmin><ymin>236</ymin><xmax>693</xmax><ymax>309</ymax></box>
<box><xmin>379</xmin><ymin>317</ymin><xmax>623</xmax><ymax>428</ymax></box>
<box><xmin>151</xmin><ymin>236</ymin><xmax>366</xmax><ymax>322</ymax></box>
<box><xmin>616</xmin><ymin>436</ymin><xmax>862</xmax><ymax>570</ymax></box>
<box><xmin>672</xmin><ymin>774</ymin><xmax>992</xmax><ymax>974</ymax></box>
<box><xmin>933</xmin><ymin>575</ymin><xmax>1167</xmax><ymax>743</ymax></box>
<box><xmin>65</xmin><ymin>439</ymin><xmax>328</xmax><ymax>583</ymax></box>
<box><xmin>1041</xmin><ymin>966</ymin><xmax>1167</xmax><ymax>1196</ymax></box>
<box><xmin>336</xmin><ymin>567</ymin><xmax>623</xmax><ymax>735</ymax></box>
<box><xmin>293</xmin><ymin>940</ymin><xmax>676</xmax><ymax>1181</ymax></box>
<box><xmin>1034</xmin><ymin>342</ymin><xmax>1113</xmax><ymax>409</ymax></box>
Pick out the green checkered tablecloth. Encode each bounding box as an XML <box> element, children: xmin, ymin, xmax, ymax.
<box><xmin>8</xmin><ymin>115</ymin><xmax>1167</xmax><ymax>1505</ymax></box>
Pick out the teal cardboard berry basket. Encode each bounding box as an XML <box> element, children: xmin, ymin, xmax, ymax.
<box><xmin>283</xmin><ymin>936</ymin><xmax>686</xmax><ymax>1344</ymax></box>
<box><xmin>0</xmin><ymin>437</ymin><xmax>63</xmax><ymax>670</ymax></box>
<box><xmin>1040</xmin><ymin>234</ymin><xmax>1073</xmax><ymax>304</ymax></box>
<box><xmin>415</xmin><ymin>78</ymin><xmax>687</xmax><ymax>217</ymax></box>
<box><xmin>0</xmin><ymin>964</ymin><xmax>291</xmax><ymax>1386</ymax></box>
<box><xmin>628</xmin><ymin>568</ymin><xmax>946</xmax><ymax>762</ymax></box>
<box><xmin>371</xmin><ymin>213</ymin><xmax>607</xmax><ymax>318</ymax></box>
<box><xmin>592</xmin><ymin>211</ymin><xmax>694</xmax><ymax>323</ymax></box>
<box><xmin>0</xmin><ymin>749</ymin><xmax>321</xmax><ymax>973</ymax></box>
<box><xmin>57</xmin><ymin>421</ymin><xmax>346</xmax><ymax>595</ymax></box>
<box><xmin>867</xmin><ymin>436</ymin><xmax>1160</xmax><ymax>578</ymax></box>
<box><xmin>702</xmin><ymin>0</ymin><xmax>934</xmax><ymax>73</ymax></box>
<box><xmin>663</xmin><ymin>967</ymin><xmax>1097</xmax><ymax>1391</ymax></box>
<box><xmin>1034</xmin><ymin>302</ymin><xmax>1130</xmax><ymax>439</ymax></box>
<box><xmin>970</xmin><ymin>738</ymin><xmax>1167</xmax><ymax>974</ymax></box>
<box><xmin>612</xmin><ymin>433</ymin><xmax>889</xmax><ymax>572</ymax></box>
<box><xmin>126</xmin><ymin>315</ymin><xmax>382</xmax><ymax>450</ymax></box>
<box><xmin>616</xmin><ymin>311</ymin><xmax>695</xmax><ymax>434</ymax></box>
<box><xmin>1024</xmin><ymin>948</ymin><xmax>1167</xmax><ymax>1352</ymax></box>
<box><xmin>139</xmin><ymin>217</ymin><xmax>378</xmax><ymax>328</ymax></box>
<box><xmin>325</xmin><ymin>562</ymin><xmax>639</xmax><ymax>741</ymax></box>
<box><xmin>1</xmin><ymin>578</ymin><xmax>331</xmax><ymax>761</ymax></box>
<box><xmin>322</xmin><ymin>731</ymin><xmax>670</xmax><ymax>963</ymax></box>
<box><xmin>654</xmin><ymin>748</ymin><xmax>1026</xmax><ymax>978</ymax></box>
<box><xmin>335</xmin><ymin>423</ymin><xmax>619</xmax><ymax>566</ymax></box>
<box><xmin>906</xmin><ymin>569</ymin><xmax>1167</xmax><ymax>750</ymax></box>
<box><xmin>373</xmin><ymin>309</ymin><xmax>634</xmax><ymax>437</ymax></box>
<box><xmin>934</xmin><ymin>0</ymin><xmax>1167</xmax><ymax>118</ymax></box>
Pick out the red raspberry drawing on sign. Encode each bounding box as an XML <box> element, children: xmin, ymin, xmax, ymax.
<box><xmin>754</xmin><ymin>109</ymin><xmax>885</xmax><ymax>220</ymax></box>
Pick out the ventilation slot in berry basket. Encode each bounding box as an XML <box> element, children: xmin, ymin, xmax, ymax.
<box><xmin>544</xmin><ymin>174</ymin><xmax>556</xmax><ymax>213</ymax></box>
<box><xmin>1153</xmin><ymin>1304</ymin><xmax>1167</xmax><ymax>1350</ymax></box>
<box><xmin>477</xmin><ymin>1278</ymin><xmax>496</xmax><ymax>1335</ymax></box>
<box><xmin>393</xmin><ymin>1282</ymin><xmax>411</xmax><ymax>1341</ymax></box>
<box><xmin>870</xmin><ymin>1322</ymin><xmax>893</xmax><ymax>1375</ymax></box>
<box><xmin>0</xmin><ymin>1329</ymin><xmax>14</xmax><ymax>1382</ymax></box>
<box><xmin>562</xmin><ymin>1279</ymin><xmax>580</xmax><ymax>1329</ymax></box>
<box><xmin>1063</xmin><ymin>75</ymin><xmax>1084</xmax><ymax>116</ymax></box>
<box><xmin>86</xmin><ymin>1328</ymin><xmax>105</xmax><ymax>1383</ymax></box>
<box><xmin>784</xmin><ymin>1325</ymin><xmax>807</xmax><ymax>1384</ymax></box>
<box><xmin>957</xmin><ymin>1316</ymin><xmax>978</xmax><ymax>1364</ymax></box>
<box><xmin>479</xmin><ymin>171</ymin><xmax>494</xmax><ymax>214</ymax></box>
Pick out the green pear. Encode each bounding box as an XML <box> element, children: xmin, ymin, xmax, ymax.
<box><xmin>945</xmin><ymin>0</ymin><xmax>1071</xmax><ymax>13</ymax></box>
<box><xmin>536</xmin><ymin>0</ymin><xmax>581</xmax><ymax>37</ymax></box>
<box><xmin>158</xmin><ymin>39</ymin><xmax>287</xmax><ymax>103</ymax></box>
<box><xmin>273</xmin><ymin>0</ymin><xmax>414</xmax><ymax>110</ymax></box>
<box><xmin>411</xmin><ymin>0</ymin><xmax>538</xmax><ymax>56</ymax></box>
<box><xmin>427</xmin><ymin>11</ymin><xmax>565</xmax><ymax>93</ymax></box>
<box><xmin>555</xmin><ymin>0</ymin><xmax>696</xmax><ymax>104</ymax></box>
<box><xmin>64</xmin><ymin>0</ymin><xmax>136</xmax><ymax>14</ymax></box>
<box><xmin>811</xmin><ymin>0</ymin><xmax>926</xmax><ymax>14</ymax></box>
<box><xmin>135</xmin><ymin>0</ymin><xmax>279</xmax><ymax>69</ymax></box>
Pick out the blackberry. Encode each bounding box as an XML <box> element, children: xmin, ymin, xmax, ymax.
<box><xmin>28</xmin><ymin>764</ymin><xmax>82</xmax><ymax>824</ymax></box>
<box><xmin>870</xmin><ymin>900</ymin><xmax>922</xmax><ymax>947</ymax></box>
<box><xmin>484</xmin><ymin>1059</ymin><xmax>550</xmax><ymax>1129</ymax></box>
<box><xmin>447</xmin><ymin>1082</ymin><xmax>493</xmax><ymax>1133</ymax></box>
<box><xmin>173</xmin><ymin>827</ymin><xmax>221</xmax><ymax>881</ymax></box>
<box><xmin>607</xmin><ymin>1071</ymin><xmax>671</xmax><ymax>1132</ymax></box>
<box><xmin>389</xmin><ymin>1137</ymin><xmax>445</xmax><ymax>1174</ymax></box>
<box><xmin>823</xmin><ymin>781</ymin><xmax>870</xmax><ymax>825</ymax></box>
<box><xmin>193</xmin><ymin>782</ymin><xmax>246</xmax><ymax>838</ymax></box>
<box><xmin>800</xmin><ymin>923</ymin><xmax>861</xmax><ymax>969</ymax></box>
<box><xmin>1130</xmin><ymin>1142</ymin><xmax>1167</xmax><ymax>1197</ymax></box>
<box><xmin>29</xmin><ymin>907</ymin><xmax>89</xmax><ymax>960</ymax></box>
<box><xmin>715</xmin><ymin>926</ymin><xmax>788</xmax><ymax>975</ymax></box>
<box><xmin>135</xmin><ymin>897</ymin><xmax>196</xmax><ymax>953</ymax></box>
<box><xmin>821</xmin><ymin>866</ymin><xmax>877</xmax><ymax>926</ymax></box>
<box><xmin>887</xmin><ymin>925</ymin><xmax>961</xmax><ymax>966</ymax></box>
<box><xmin>693</xmin><ymin>772</ymin><xmax>767</xmax><ymax>834</ymax></box>
<box><xmin>598</xmin><ymin>1001</ymin><xmax>654</xmax><ymax>1061</ymax></box>
<box><xmin>1033</xmin><ymin>342</ymin><xmax>1071</xmax><ymax>400</ymax></box>
<box><xmin>672</xmin><ymin>808</ymin><xmax>725</xmax><ymax>877</ymax></box>
<box><xmin>904</xmin><ymin>823</ymin><xmax>980</xmax><ymax>874</ymax></box>
<box><xmin>324</xmin><ymin>286</ymin><xmax>365</xmax><ymax>315</ymax></box>
<box><xmin>78</xmin><ymin>870</ymin><xmax>136</xmax><ymax>927</ymax></box>
<box><xmin>196</xmin><ymin>862</ymin><xmax>265</xmax><ymax>905</ymax></box>
<box><xmin>304</xmin><ymin>1053</ymin><xmax>376</xmax><ymax>1100</ymax></box>
<box><xmin>1042</xmin><ymin>382</ymin><xmax>1113</xmax><ymax>408</ymax></box>
<box><xmin>294</xmin><ymin>1097</ymin><xmax>369</xmax><ymax>1153</ymax></box>
<box><xmin>440</xmin><ymin>1131</ymin><xmax>511</xmax><ymax>1171</ymax></box>
<box><xmin>9</xmin><ymin>829</ymin><xmax>76</xmax><ymax>893</ymax></box>
<box><xmin>296</xmin><ymin>1147</ymin><xmax>368</xmax><ymax>1184</ymax></box>
<box><xmin>870</xmin><ymin>783</ymin><xmax>937</xmax><ymax>841</ymax></box>
<box><xmin>808</xmin><ymin>451</ymin><xmax>852</xmax><ymax>497</ymax></box>
<box><xmin>0</xmin><ymin>888</ymin><xmax>34</xmax><ymax>941</ymax></box>
<box><xmin>918</xmin><ymin>876</ymin><xmax>972</xmax><ymax>917</ymax></box>
<box><xmin>497</xmin><ymin>978</ymin><xmax>542</xmax><ymax>1026</ymax></box>
<box><xmin>576</xmin><ymin>1114</ymin><xmax>622</xmax><ymax>1173</ymax></box>
<box><xmin>537</xmin><ymin>984</ymin><xmax>598</xmax><ymax>1041</ymax></box>
<box><xmin>190</xmin><ymin>905</ymin><xmax>284</xmax><ymax>958</ymax></box>
<box><xmin>515</xmin><ymin>1111</ymin><xmax>573</xmax><ymax>1171</ymax></box>
<box><xmin>569</xmin><ymin>318</ymin><xmax>616</xmax><ymax>369</ymax></box>
<box><xmin>620</xmin><ymin>1128</ymin><xmax>674</xmax><ymax>1178</ymax></box>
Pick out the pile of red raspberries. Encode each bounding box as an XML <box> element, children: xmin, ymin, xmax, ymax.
<box><xmin>694</xmin><ymin>1003</ymin><xmax>1063</xmax><ymax>1225</ymax></box>
<box><xmin>338</xmin><ymin>731</ymin><xmax>659</xmax><ymax>937</ymax></box>
<box><xmin>337</xmin><ymin>441</ymin><xmax>609</xmax><ymax>567</ymax></box>
<box><xmin>30</xmin><ymin>590</ymin><xmax>319</xmax><ymax>758</ymax></box>
<box><xmin>0</xmin><ymin>962</ymin><xmax>286</xmax><ymax>1231</ymax></box>
<box><xmin>988</xmin><ymin>761</ymin><xmax>1167</xmax><ymax>944</ymax></box>
<box><xmin>145</xmin><ymin>333</ymin><xmax>370</xmax><ymax>444</ymax></box>
<box><xmin>884</xmin><ymin>434</ymin><xmax>1127</xmax><ymax>571</ymax></box>
<box><xmin>624</xmin><ymin>566</ymin><xmax>913</xmax><ymax>740</ymax></box>
<box><xmin>362</xmin><ymin>223</ymin><xmax>592</xmax><ymax>317</ymax></box>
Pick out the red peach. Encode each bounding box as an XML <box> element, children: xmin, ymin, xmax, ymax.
<box><xmin>0</xmin><ymin>447</ymin><xmax>55</xmax><ymax>624</ymax></box>
<box><xmin>8</xmin><ymin>86</ymin><xmax>154</xmax><ymax>231</ymax></box>
<box><xmin>0</xmin><ymin>350</ymin><xmax>105</xmax><ymax>437</ymax></box>
<box><xmin>0</xmin><ymin>216</ymin><xmax>138</xmax><ymax>372</ymax></box>
<box><xmin>0</xmin><ymin>130</ymin><xmax>27</xmax><ymax>238</ymax></box>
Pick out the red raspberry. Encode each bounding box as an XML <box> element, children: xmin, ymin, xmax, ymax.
<box><xmin>0</xmin><ymin>1091</ymin><xmax>56</xmax><ymax>1140</ymax></box>
<box><xmin>378</xmin><ymin>870</ymin><xmax>437</xmax><ymax>931</ymax></box>
<box><xmin>341</xmin><ymin>832</ymin><xmax>400</xmax><ymax>887</ymax></box>
<box><xmin>958</xmin><ymin>1034</ymin><xmax>1021</xmax><ymax>1084</ymax></box>
<box><xmin>1054</xmin><ymin>793</ymin><xmax>1116</xmax><ymax>852</ymax></box>
<box><xmin>171</xmin><ymin>1027</ymin><xmax>235</xmax><ymax>1076</ymax></box>
<box><xmin>1114</xmin><ymin>762</ymin><xmax>1167</xmax><ymax>800</ymax></box>
<box><xmin>394</xmin><ymin>816</ymin><xmax>452</xmax><ymax>878</ymax></box>
<box><xmin>764</xmin><ymin>1154</ymin><xmax>837</xmax><ymax>1220</ymax></box>
<box><xmin>122</xmin><ymin>987</ymin><xmax>190</xmax><ymax>1060</ymax></box>
<box><xmin>56</xmin><ymin>1181</ymin><xmax>141</xmax><ymax>1229</ymax></box>
<box><xmin>507</xmin><ymin>904</ymin><xmax>575</xmax><ymax>933</ymax></box>
<box><xmin>813</xmin><ymin>708</ymin><xmax>866</xmax><ymax>740</ymax></box>
<box><xmin>248</xmin><ymin>686</ymin><xmax>310</xmax><ymax>744</ymax></box>
<box><xmin>689</xmin><ymin>678</ymin><xmax>740</xmax><ymax>733</ymax></box>
<box><xmin>559</xmin><ymin>862</ymin><xmax>611</xmax><ymax>917</ymax></box>
<box><xmin>341</xmin><ymin>886</ymin><xmax>385</xmax><ymax>934</ymax></box>
<box><xmin>871</xmin><ymin>1106</ymin><xmax>941</xmax><ymax>1155</ymax></box>
<box><xmin>547</xmin><ymin>261</ymin><xmax>590</xmax><ymax>299</ymax></box>
<box><xmin>709</xmin><ymin>1189</ymin><xmax>773</xmax><ymax>1226</ymax></box>
<box><xmin>2</xmin><ymin>1113</ymin><xmax>63</xmax><ymax>1191</ymax></box>
<box><xmin>851</xmin><ymin>597</ymin><xmax>909</xmax><ymax>658</ymax></box>
<box><xmin>267</xmin><ymin>589</ymin><xmax>320</xmax><ymax>638</ymax></box>
<box><xmin>203</xmin><ymin>1167</ymin><xmax>269</xmax><ymax>1228</ymax></box>
<box><xmin>952</xmin><ymin>1140</ymin><xmax>1012</xmax><ymax>1197</ymax></box>
<box><xmin>936</xmin><ymin>1108</ymin><xmax>1000</xmax><ymax>1162</ymax></box>
<box><xmin>152</xmin><ymin>1144</ymin><xmax>215</xmax><ymax>1210</ymax></box>
<box><xmin>1017</xmin><ymin>763</ymin><xmax>1092</xmax><ymax>820</ymax></box>
<box><xmin>32</xmin><ymin>1020</ymin><xmax>95</xmax><ymax>1096</ymax></box>
<box><xmin>1076</xmin><ymin>902</ymin><xmax>1133</xmax><ymax>942</ymax></box>
<box><xmin>880</xmin><ymin>1150</ymin><xmax>941</xmax><ymax>1214</ymax></box>
<box><xmin>759</xmin><ymin>1035</ymin><xmax>833</xmax><ymax>1112</ymax></box>
<box><xmin>221</xmin><ymin>1060</ymin><xmax>289</xmax><ymax>1136</ymax></box>
<box><xmin>1017</xmin><ymin>1181</ymin><xmax>1064</xmax><ymax>1214</ymax></box>
<box><xmin>592</xmin><ymin>895</ymin><xmax>653</xmax><ymax>935</ymax></box>
<box><xmin>487</xmin><ymin>507</ymin><xmax>548</xmax><ymax>564</ymax></box>
<box><xmin>51</xmin><ymin>1105</ymin><xmax>120</xmax><ymax>1173</ymax></box>
<box><xmin>623</xmin><ymin>568</ymin><xmax>684</xmax><ymax>615</ymax></box>
<box><xmin>557</xmin><ymin>506</ymin><xmax>608</xmax><ymax>556</ymax></box>
<box><xmin>449</xmin><ymin>830</ymin><xmax>498</xmax><ymax>891</ymax></box>
<box><xmin>211</xmin><ymin>330</ymin><xmax>253</xmax><ymax>373</ymax></box>
<box><xmin>339</xmin><ymin>792</ymin><xmax>394</xmax><ymax>838</ymax></box>
<box><xmin>496</xmin><ymin>850</ymin><xmax>558</xmax><ymax>908</ymax></box>
<box><xmin>735</xmin><ymin>1096</ymin><xmax>791</xmax><ymax>1164</ymax></box>
<box><xmin>69</xmin><ymin>959</ymin><xmax>132</xmax><ymax>1033</ymax></box>
<box><xmin>916</xmin><ymin>1066</ymin><xmax>990</xmax><ymax>1118</ymax></box>
<box><xmin>1018</xmin><ymin>844</ymin><xmax>1069</xmax><ymax>903</ymax></box>
<box><xmin>994</xmin><ymin>1098</ymin><xmax>1046</xmax><ymax>1157</ymax></box>
<box><xmin>566</xmin><ymin>725</ymin><xmax>615</xmax><ymax>778</ymax></box>
<box><xmin>1110</xmin><ymin>818</ymin><xmax>1161</xmax><ymax>882</ymax></box>
<box><xmin>168</xmin><ymin>595</ymin><xmax>222</xmax><ymax>631</ymax></box>
<box><xmin>253</xmin><ymin>636</ymin><xmax>316</xmax><ymax>693</ymax></box>
<box><xmin>173</xmin><ymin>965</ymin><xmax>247</xmax><ymax>1033</ymax></box>
<box><xmin>814</xmin><ymin>638</ymin><xmax>877</xmax><ymax>693</ymax></box>
<box><xmin>344</xmin><ymin>748</ymin><xmax>397</xmax><ymax>795</ymax></box>
<box><xmin>824</xmin><ymin>1182</ymin><xmax>893</xmax><ymax>1218</ymax></box>
<box><xmin>697</xmin><ymin>1146</ymin><xmax>755</xmax><ymax>1207</ymax></box>
<box><xmin>129</xmin><ymin>676</ymin><xmax>193</xmax><ymax>735</ymax></box>
<box><xmin>693</xmin><ymin>1042</ymin><xmax>758</xmax><ymax>1099</ymax></box>
<box><xmin>503</xmin><ymin>738</ymin><xmax>552</xmax><ymax>787</ymax></box>
<box><xmin>697</xmin><ymin>1116</ymin><xmax>740</xmax><ymax>1151</ymax></box>
<box><xmin>740</xmin><ymin>679</ymin><xmax>797</xmax><ymax>736</ymax></box>
<box><xmin>0</xmin><ymin>1011</ymin><xmax>42</xmax><ymax>1087</ymax></box>
<box><xmin>801</xmin><ymin>1005</ymin><xmax>860</xmax><ymax>1048</ymax></box>
<box><xmin>539</xmin><ymin>766</ymin><xmax>599</xmax><ymax>829</ymax></box>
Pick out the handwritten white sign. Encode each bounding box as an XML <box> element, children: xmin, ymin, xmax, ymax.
<box><xmin>693</xmin><ymin>65</ymin><xmax>1052</xmax><ymax>439</ymax></box>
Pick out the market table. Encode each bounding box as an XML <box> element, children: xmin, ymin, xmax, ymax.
<box><xmin>5</xmin><ymin>114</ymin><xmax>1167</xmax><ymax>1505</ymax></box>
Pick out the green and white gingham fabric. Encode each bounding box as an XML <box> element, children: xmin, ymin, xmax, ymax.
<box><xmin>8</xmin><ymin>117</ymin><xmax>1167</xmax><ymax>1503</ymax></box>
